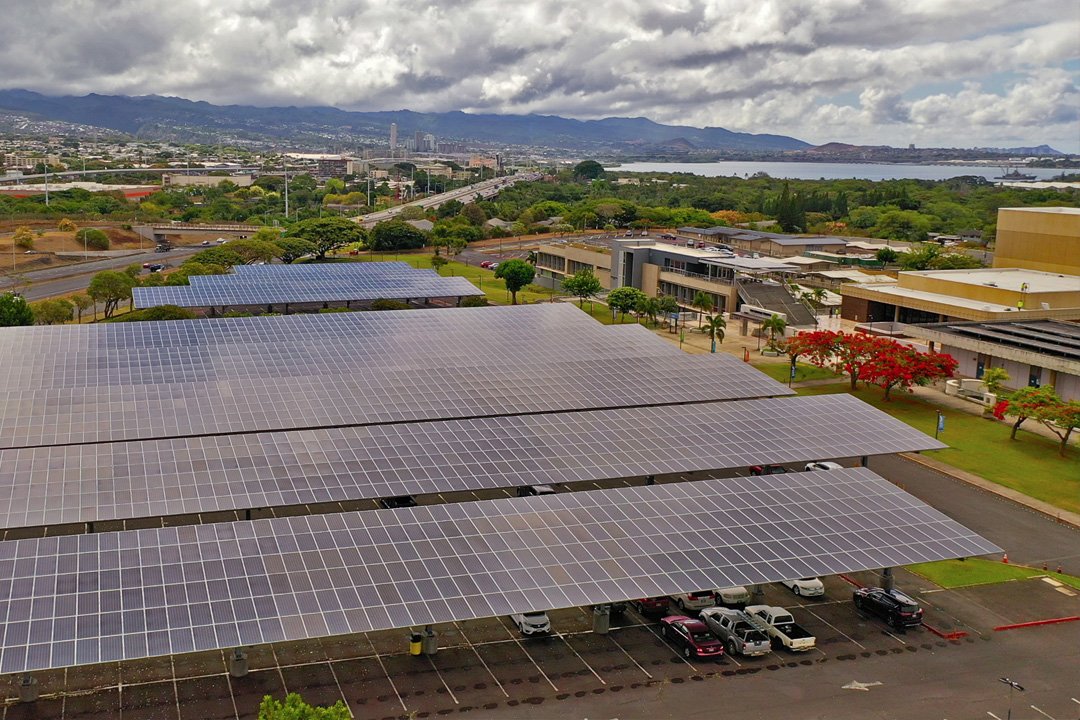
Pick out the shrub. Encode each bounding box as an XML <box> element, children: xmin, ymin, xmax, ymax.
<box><xmin>58</xmin><ymin>218</ymin><xmax>77</xmax><ymax>232</ymax></box>
<box><xmin>109</xmin><ymin>305</ymin><xmax>197</xmax><ymax>322</ymax></box>
<box><xmin>318</xmin><ymin>307</ymin><xmax>355</xmax><ymax>313</ymax></box>
<box><xmin>76</xmin><ymin>228</ymin><xmax>110</xmax><ymax>251</ymax></box>
<box><xmin>369</xmin><ymin>299</ymin><xmax>411</xmax><ymax>311</ymax></box>
<box><xmin>461</xmin><ymin>296</ymin><xmax>489</xmax><ymax>307</ymax></box>
<box><xmin>13</xmin><ymin>226</ymin><xmax>34</xmax><ymax>250</ymax></box>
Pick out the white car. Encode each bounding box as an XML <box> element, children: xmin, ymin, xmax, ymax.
<box><xmin>670</xmin><ymin>591</ymin><xmax>717</xmax><ymax>612</ymax></box>
<box><xmin>716</xmin><ymin>586</ymin><xmax>751</xmax><ymax>606</ymax></box>
<box><xmin>804</xmin><ymin>461</ymin><xmax>844</xmax><ymax>472</ymax></box>
<box><xmin>781</xmin><ymin>578</ymin><xmax>825</xmax><ymax>597</ymax></box>
<box><xmin>510</xmin><ymin>611</ymin><xmax>551</xmax><ymax>635</ymax></box>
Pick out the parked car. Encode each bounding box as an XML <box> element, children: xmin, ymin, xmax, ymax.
<box><xmin>749</xmin><ymin>464</ymin><xmax>788</xmax><ymax>476</ymax></box>
<box><xmin>379</xmin><ymin>495</ymin><xmax>418</xmax><ymax>509</ymax></box>
<box><xmin>745</xmin><ymin>605</ymin><xmax>817</xmax><ymax>652</ymax></box>
<box><xmin>592</xmin><ymin>602</ymin><xmax>628</xmax><ymax>614</ymax></box>
<box><xmin>516</xmin><ymin>484</ymin><xmax>556</xmax><ymax>497</ymax></box>
<box><xmin>670</xmin><ymin>590</ymin><xmax>716</xmax><ymax>612</ymax></box>
<box><xmin>804</xmin><ymin>461</ymin><xmax>844</xmax><ymax>472</ymax></box>
<box><xmin>781</xmin><ymin>578</ymin><xmax>825</xmax><ymax>597</ymax></box>
<box><xmin>660</xmin><ymin>616</ymin><xmax>724</xmax><ymax>659</ymax></box>
<box><xmin>716</xmin><ymin>586</ymin><xmax>751</xmax><ymax>607</ymax></box>
<box><xmin>625</xmin><ymin>230</ymin><xmax>634</xmax><ymax>237</ymax></box>
<box><xmin>853</xmin><ymin>587</ymin><xmax>924</xmax><ymax>628</ymax></box>
<box><xmin>631</xmin><ymin>597</ymin><xmax>670</xmax><ymax>614</ymax></box>
<box><xmin>510</xmin><ymin>611</ymin><xmax>551</xmax><ymax>635</ymax></box>
<box><xmin>699</xmin><ymin>607</ymin><xmax>771</xmax><ymax>657</ymax></box>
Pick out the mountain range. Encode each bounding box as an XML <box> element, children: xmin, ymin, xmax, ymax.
<box><xmin>0</xmin><ymin>89</ymin><xmax>811</xmax><ymax>152</ymax></box>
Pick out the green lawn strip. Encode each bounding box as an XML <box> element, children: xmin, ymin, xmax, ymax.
<box><xmin>907</xmin><ymin>558</ymin><xmax>1080</xmax><ymax>590</ymax></box>
<box><xmin>752</xmin><ymin>362</ymin><xmax>843</xmax><ymax>383</ymax></box>
<box><xmin>795</xmin><ymin>383</ymin><xmax>1079</xmax><ymax>514</ymax></box>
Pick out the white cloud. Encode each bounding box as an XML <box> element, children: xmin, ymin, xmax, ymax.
<box><xmin>0</xmin><ymin>0</ymin><xmax>1076</xmax><ymax>149</ymax></box>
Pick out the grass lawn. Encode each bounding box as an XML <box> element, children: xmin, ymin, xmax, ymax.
<box><xmin>752</xmin><ymin>362</ymin><xmax>843</xmax><ymax>384</ymax></box>
<box><xmin>796</xmin><ymin>383</ymin><xmax>1080</xmax><ymax>514</ymax></box>
<box><xmin>907</xmin><ymin>558</ymin><xmax>1080</xmax><ymax>590</ymax></box>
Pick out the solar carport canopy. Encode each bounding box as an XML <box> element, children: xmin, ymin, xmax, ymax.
<box><xmin>0</xmin><ymin>306</ymin><xmax>792</xmax><ymax>448</ymax></box>
<box><xmin>0</xmin><ymin>394</ymin><xmax>944</xmax><ymax>529</ymax></box>
<box><xmin>0</xmin><ymin>467</ymin><xmax>999</xmax><ymax>674</ymax></box>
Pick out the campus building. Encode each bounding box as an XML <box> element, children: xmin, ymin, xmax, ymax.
<box><xmin>994</xmin><ymin>206</ymin><xmax>1080</xmax><ymax>276</ymax></box>
<box><xmin>162</xmin><ymin>174</ymin><xmax>253</xmax><ymax>188</ymax></box>
<box><xmin>676</xmin><ymin>226</ymin><xmax>849</xmax><ymax>258</ymax></box>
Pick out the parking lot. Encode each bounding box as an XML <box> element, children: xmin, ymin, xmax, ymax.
<box><xmin>6</xmin><ymin>568</ymin><xmax>1078</xmax><ymax>720</ymax></box>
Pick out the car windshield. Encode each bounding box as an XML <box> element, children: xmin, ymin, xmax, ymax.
<box><xmin>690</xmin><ymin>632</ymin><xmax>714</xmax><ymax>644</ymax></box>
<box><xmin>523</xmin><ymin>612</ymin><xmax>546</xmax><ymax>620</ymax></box>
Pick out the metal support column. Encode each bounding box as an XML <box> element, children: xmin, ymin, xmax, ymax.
<box><xmin>646</xmin><ymin>474</ymin><xmax>655</xmax><ymax>486</ymax></box>
<box><xmin>861</xmin><ymin>455</ymin><xmax>869</xmax><ymax>468</ymax></box>
<box><xmin>750</xmin><ymin>584</ymin><xmax>765</xmax><ymax>605</ymax></box>
<box><xmin>421</xmin><ymin>625</ymin><xmax>438</xmax><ymax>655</ymax></box>
<box><xmin>592</xmin><ymin>604</ymin><xmax>611</xmax><ymax>635</ymax></box>
<box><xmin>881</xmin><ymin>567</ymin><xmax>895</xmax><ymax>592</ymax></box>
<box><xmin>18</xmin><ymin>674</ymin><xmax>38</xmax><ymax>703</ymax></box>
<box><xmin>229</xmin><ymin>648</ymin><xmax>249</xmax><ymax>678</ymax></box>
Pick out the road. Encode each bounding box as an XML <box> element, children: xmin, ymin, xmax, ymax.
<box><xmin>358</xmin><ymin>172</ymin><xmax>543</xmax><ymax>226</ymax></box>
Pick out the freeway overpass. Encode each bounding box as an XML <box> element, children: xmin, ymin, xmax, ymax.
<box><xmin>357</xmin><ymin>172</ymin><xmax>542</xmax><ymax>227</ymax></box>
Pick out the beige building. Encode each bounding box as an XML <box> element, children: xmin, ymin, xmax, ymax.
<box><xmin>994</xmin><ymin>207</ymin><xmax>1080</xmax><ymax>276</ymax></box>
<box><xmin>162</xmin><ymin>174</ymin><xmax>254</xmax><ymax>188</ymax></box>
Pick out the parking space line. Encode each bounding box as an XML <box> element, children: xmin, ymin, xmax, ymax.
<box><xmin>365</xmin><ymin>634</ymin><xmax>409</xmax><ymax>714</ymax></box>
<box><xmin>495</xmin><ymin>616</ymin><xmax>560</xmax><ymax>692</ymax></box>
<box><xmin>881</xmin><ymin>628</ymin><xmax>908</xmax><ymax>645</ymax></box>
<box><xmin>640</xmin><ymin>623</ymin><xmax>699</xmax><ymax>673</ymax></box>
<box><xmin>604</xmin><ymin>632</ymin><xmax>653</xmax><ymax>678</ymax></box>
<box><xmin>987</xmin><ymin>712</ymin><xmax>1004</xmax><ymax>719</ymax></box>
<box><xmin>1030</xmin><ymin>706</ymin><xmax>1056</xmax><ymax>719</ymax></box>
<box><xmin>323</xmin><ymin>652</ymin><xmax>351</xmax><ymax>710</ymax></box>
<box><xmin>805</xmin><ymin>608</ymin><xmax>865</xmax><ymax>649</ymax></box>
<box><xmin>426</xmin><ymin>656</ymin><xmax>459</xmax><ymax>705</ymax></box>
<box><xmin>452</xmin><ymin>622</ymin><xmax>509</xmax><ymax>698</ymax></box>
<box><xmin>555</xmin><ymin>632</ymin><xmax>606</xmax><ymax>685</ymax></box>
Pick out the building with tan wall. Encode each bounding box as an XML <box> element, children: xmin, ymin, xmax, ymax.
<box><xmin>163</xmin><ymin>174</ymin><xmax>253</xmax><ymax>188</ymax></box>
<box><xmin>994</xmin><ymin>207</ymin><xmax>1080</xmax><ymax>276</ymax></box>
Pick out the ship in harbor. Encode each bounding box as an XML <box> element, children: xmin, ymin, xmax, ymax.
<box><xmin>994</xmin><ymin>168</ymin><xmax>1038</xmax><ymax>181</ymax></box>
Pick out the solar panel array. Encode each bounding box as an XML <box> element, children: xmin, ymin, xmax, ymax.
<box><xmin>0</xmin><ymin>467</ymin><xmax>1000</xmax><ymax>674</ymax></box>
<box><xmin>0</xmin><ymin>394</ymin><xmax>944</xmax><ymax>529</ymax></box>
<box><xmin>942</xmin><ymin>320</ymin><xmax>1080</xmax><ymax>361</ymax></box>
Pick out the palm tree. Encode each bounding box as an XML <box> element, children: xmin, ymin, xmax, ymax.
<box><xmin>762</xmin><ymin>314</ymin><xmax>787</xmax><ymax>351</ymax></box>
<box><xmin>703</xmin><ymin>314</ymin><xmax>727</xmax><ymax>353</ymax></box>
<box><xmin>636</xmin><ymin>296</ymin><xmax>661</xmax><ymax>326</ymax></box>
<box><xmin>526</xmin><ymin>250</ymin><xmax>537</xmax><ymax>265</ymax></box>
<box><xmin>812</xmin><ymin>287</ymin><xmax>827</xmax><ymax>304</ymax></box>
<box><xmin>691</xmin><ymin>291</ymin><xmax>712</xmax><ymax>325</ymax></box>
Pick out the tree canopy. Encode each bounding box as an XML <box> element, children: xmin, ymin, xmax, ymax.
<box><xmin>286</xmin><ymin>217</ymin><xmax>365</xmax><ymax>259</ymax></box>
<box><xmin>493</xmin><ymin>259</ymin><xmax>535</xmax><ymax>305</ymax></box>
<box><xmin>572</xmin><ymin>161</ymin><xmax>605</xmax><ymax>181</ymax></box>
<box><xmin>87</xmin><ymin>270</ymin><xmax>137</xmax><ymax>319</ymax></box>
<box><xmin>370</xmin><ymin>220</ymin><xmax>427</xmax><ymax>251</ymax></box>
<box><xmin>0</xmin><ymin>293</ymin><xmax>34</xmax><ymax>326</ymax></box>
<box><xmin>561</xmin><ymin>268</ymin><xmax>602</xmax><ymax>308</ymax></box>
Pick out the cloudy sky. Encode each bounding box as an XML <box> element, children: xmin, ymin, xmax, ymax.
<box><xmin>2</xmin><ymin>0</ymin><xmax>1078</xmax><ymax>151</ymax></box>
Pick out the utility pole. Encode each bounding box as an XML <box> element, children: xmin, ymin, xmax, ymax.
<box><xmin>283</xmin><ymin>153</ymin><xmax>289</xmax><ymax>220</ymax></box>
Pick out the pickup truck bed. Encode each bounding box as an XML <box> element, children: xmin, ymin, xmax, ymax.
<box><xmin>745</xmin><ymin>605</ymin><xmax>816</xmax><ymax>652</ymax></box>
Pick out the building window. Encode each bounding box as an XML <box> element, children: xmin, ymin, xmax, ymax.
<box><xmin>536</xmin><ymin>253</ymin><xmax>564</xmax><ymax>272</ymax></box>
<box><xmin>567</xmin><ymin>259</ymin><xmax>594</xmax><ymax>275</ymax></box>
<box><xmin>1029</xmin><ymin>366</ymin><xmax>1043</xmax><ymax>387</ymax></box>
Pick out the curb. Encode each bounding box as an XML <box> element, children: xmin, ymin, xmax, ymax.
<box><xmin>898</xmin><ymin>452</ymin><xmax>1080</xmax><ymax>531</ymax></box>
<box><xmin>994</xmin><ymin>616</ymin><xmax>1080</xmax><ymax>632</ymax></box>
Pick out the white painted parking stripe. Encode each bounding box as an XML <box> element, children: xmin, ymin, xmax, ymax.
<box><xmin>881</xmin><ymin>628</ymin><xmax>908</xmax><ymax>646</ymax></box>
<box><xmin>451</xmin><ymin>622</ymin><xmax>509</xmax><ymax>698</ymax></box>
<box><xmin>806</xmin><ymin>608</ymin><xmax>865</xmax><ymax>649</ymax></box>
<box><xmin>987</xmin><ymin>712</ymin><xmax>1004</xmax><ymax>720</ymax></box>
<box><xmin>426</xmin><ymin>656</ymin><xmax>459</xmax><ymax>705</ymax></box>
<box><xmin>365</xmin><ymin>634</ymin><xmax>409</xmax><ymax>714</ymax></box>
<box><xmin>1030</xmin><ymin>706</ymin><xmax>1056</xmax><ymax>719</ymax></box>
<box><xmin>640</xmin><ymin>623</ymin><xmax>700</xmax><ymax>673</ymax></box>
<box><xmin>604</xmin><ymin>632</ymin><xmax>653</xmax><ymax>678</ymax></box>
<box><xmin>555</xmin><ymin>632</ymin><xmax>606</xmax><ymax>685</ymax></box>
<box><xmin>495</xmin><ymin>616</ymin><xmax>560</xmax><ymax>692</ymax></box>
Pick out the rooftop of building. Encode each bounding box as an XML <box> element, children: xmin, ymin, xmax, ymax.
<box><xmin>1000</xmin><ymin>206</ymin><xmax>1080</xmax><ymax>215</ymax></box>
<box><xmin>702</xmin><ymin>256</ymin><xmax>800</xmax><ymax>273</ymax></box>
<box><xmin>904</xmin><ymin>267</ymin><xmax>1080</xmax><ymax>293</ymax></box>
<box><xmin>847</xmin><ymin>283</ymin><xmax>1023</xmax><ymax>313</ymax></box>
<box><xmin>909</xmin><ymin>319</ymin><xmax>1080</xmax><ymax>364</ymax></box>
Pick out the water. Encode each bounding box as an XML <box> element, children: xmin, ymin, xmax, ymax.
<box><xmin>611</xmin><ymin>161</ymin><xmax>1066</xmax><ymax>182</ymax></box>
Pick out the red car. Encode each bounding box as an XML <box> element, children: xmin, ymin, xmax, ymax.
<box><xmin>749</xmin><ymin>464</ymin><xmax>788</xmax><ymax>476</ymax></box>
<box><xmin>631</xmin><ymin>597</ymin><xmax>670</xmax><ymax>614</ymax></box>
<box><xmin>480</xmin><ymin>261</ymin><xmax>495</xmax><ymax>268</ymax></box>
<box><xmin>660</xmin><ymin>616</ymin><xmax>724</xmax><ymax>659</ymax></box>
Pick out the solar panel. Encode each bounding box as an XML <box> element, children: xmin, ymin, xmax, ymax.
<box><xmin>0</xmin><ymin>394</ymin><xmax>944</xmax><ymax>530</ymax></box>
<box><xmin>0</xmin><ymin>467</ymin><xmax>999</xmax><ymax>674</ymax></box>
<box><xmin>232</xmin><ymin>261</ymin><xmax>417</xmax><ymax>275</ymax></box>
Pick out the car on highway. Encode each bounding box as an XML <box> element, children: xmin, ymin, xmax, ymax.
<box><xmin>480</xmin><ymin>261</ymin><xmax>495</xmax><ymax>268</ymax></box>
<box><xmin>699</xmin><ymin>607</ymin><xmax>771</xmax><ymax>657</ymax></box>
<box><xmin>147</xmin><ymin>263</ymin><xmax>165</xmax><ymax>272</ymax></box>
<box><xmin>510</xmin><ymin>611</ymin><xmax>551</xmax><ymax>635</ymax></box>
<box><xmin>23</xmin><ymin>250</ymin><xmax>36</xmax><ymax>254</ymax></box>
<box><xmin>379</xmin><ymin>495</ymin><xmax>418</xmax><ymax>510</ymax></box>
<box><xmin>749</xmin><ymin>464</ymin><xmax>788</xmax><ymax>476</ymax></box>
<box><xmin>660</xmin><ymin>616</ymin><xmax>724</xmax><ymax>659</ymax></box>
<box><xmin>781</xmin><ymin>578</ymin><xmax>825</xmax><ymax>597</ymax></box>
<box><xmin>516</xmin><ymin>484</ymin><xmax>556</xmax><ymax>497</ymax></box>
<box><xmin>853</xmin><ymin>587</ymin><xmax>924</xmax><ymax>628</ymax></box>
<box><xmin>670</xmin><ymin>590</ymin><xmax>717</xmax><ymax>612</ymax></box>
<box><xmin>143</xmin><ymin>262</ymin><xmax>153</xmax><ymax>268</ymax></box>
<box><xmin>805</xmin><ymin>461</ymin><xmax>844</xmax><ymax>472</ymax></box>
<box><xmin>201</xmin><ymin>240</ymin><xmax>211</xmax><ymax>245</ymax></box>
<box><xmin>631</xmin><ymin>597</ymin><xmax>670</xmax><ymax>614</ymax></box>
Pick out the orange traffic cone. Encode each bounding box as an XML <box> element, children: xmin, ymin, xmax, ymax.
<box><xmin>1002</xmin><ymin>553</ymin><xmax>1009</xmax><ymax>564</ymax></box>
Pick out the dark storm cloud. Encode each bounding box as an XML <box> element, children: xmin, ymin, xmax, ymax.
<box><xmin>0</xmin><ymin>0</ymin><xmax>1076</xmax><ymax>149</ymax></box>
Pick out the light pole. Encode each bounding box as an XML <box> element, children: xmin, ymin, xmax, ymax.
<box><xmin>998</xmin><ymin>678</ymin><xmax>1024</xmax><ymax>720</ymax></box>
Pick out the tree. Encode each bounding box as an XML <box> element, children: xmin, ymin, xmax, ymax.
<box><xmin>494</xmin><ymin>259</ymin><xmax>536</xmax><ymax>305</ymax></box>
<box><xmin>691</xmin><ymin>291</ymin><xmax>713</xmax><ymax>324</ymax></box>
<box><xmin>13</xmin><ymin>226</ymin><xmax>34</xmax><ymax>250</ymax></box>
<box><xmin>635</xmin><ymin>296</ymin><xmax>661</xmax><ymax>326</ymax></box>
<box><xmin>58</xmin><ymin>218</ymin><xmax>77</xmax><ymax>232</ymax></box>
<box><xmin>658</xmin><ymin>295</ymin><xmax>679</xmax><ymax>322</ymax></box>
<box><xmin>369</xmin><ymin>298</ymin><xmax>412</xmax><ymax>311</ymax></box>
<box><xmin>860</xmin><ymin>343</ymin><xmax>958</xmax><ymax>400</ymax></box>
<box><xmin>430</xmin><ymin>254</ymin><xmax>449</xmax><ymax>273</ymax></box>
<box><xmin>874</xmin><ymin>209</ymin><xmax>933</xmax><ymax>242</ymax></box>
<box><xmin>1000</xmin><ymin>385</ymin><xmax>1061</xmax><ymax>441</ymax></box>
<box><xmin>273</xmin><ymin>237</ymin><xmax>316</xmax><ymax>265</ymax></box>
<box><xmin>561</xmin><ymin>269</ymin><xmax>602</xmax><ymax>308</ymax></box>
<box><xmin>761</xmin><ymin>314</ymin><xmax>787</xmax><ymax>351</ymax></box>
<box><xmin>436</xmin><ymin>198</ymin><xmax>464</xmax><ymax>218</ymax></box>
<box><xmin>1042</xmin><ymin>400</ymin><xmax>1080</xmax><ymax>457</ymax></box>
<box><xmin>607</xmin><ymin>286</ymin><xmax>646</xmax><ymax>322</ymax></box>
<box><xmin>70</xmin><ymin>293</ymin><xmax>94</xmax><ymax>323</ymax></box>
<box><xmin>980</xmin><ymin>367</ymin><xmax>1010</xmax><ymax>397</ymax></box>
<box><xmin>227</xmin><ymin>237</ymin><xmax>281</xmax><ymax>264</ymax></box>
<box><xmin>87</xmin><ymin>270</ymin><xmax>136</xmax><ymax>319</ymax></box>
<box><xmin>30</xmin><ymin>298</ymin><xmax>74</xmax><ymax>325</ymax></box>
<box><xmin>774</xmin><ymin>183</ymin><xmax>805</xmax><ymax>233</ymax></box>
<box><xmin>461</xmin><ymin>203</ymin><xmax>486</xmax><ymax>226</ymax></box>
<box><xmin>572</xmin><ymin>160</ymin><xmax>605</xmax><ymax>181</ymax></box>
<box><xmin>110</xmin><ymin>305</ymin><xmax>197</xmax><ymax>322</ymax></box>
<box><xmin>0</xmin><ymin>292</ymin><xmax>34</xmax><ymax>326</ymax></box>
<box><xmin>876</xmin><ymin>247</ymin><xmax>900</xmax><ymax>266</ymax></box>
<box><xmin>75</xmin><ymin>228</ymin><xmax>110</xmax><ymax>250</ymax></box>
<box><xmin>257</xmin><ymin>692</ymin><xmax>350</xmax><ymax>720</ymax></box>
<box><xmin>287</xmin><ymin>217</ymin><xmax>365</xmax><ymax>260</ymax></box>
<box><xmin>461</xmin><ymin>295</ymin><xmax>489</xmax><ymax>307</ymax></box>
<box><xmin>370</xmin><ymin>220</ymin><xmax>427</xmax><ymax>251</ymax></box>
<box><xmin>703</xmin><ymin>314</ymin><xmax>727</xmax><ymax>353</ymax></box>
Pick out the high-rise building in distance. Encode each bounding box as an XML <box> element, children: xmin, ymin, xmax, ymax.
<box><xmin>389</xmin><ymin>123</ymin><xmax>398</xmax><ymax>150</ymax></box>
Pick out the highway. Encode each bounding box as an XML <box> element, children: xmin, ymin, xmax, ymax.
<box><xmin>358</xmin><ymin>172</ymin><xmax>542</xmax><ymax>226</ymax></box>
